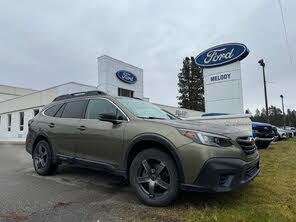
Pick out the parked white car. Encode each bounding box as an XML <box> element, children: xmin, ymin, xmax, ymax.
<box><xmin>277</xmin><ymin>127</ymin><xmax>287</xmax><ymax>140</ymax></box>
<box><xmin>282</xmin><ymin>127</ymin><xmax>296</xmax><ymax>137</ymax></box>
<box><xmin>286</xmin><ymin>127</ymin><xmax>296</xmax><ymax>137</ymax></box>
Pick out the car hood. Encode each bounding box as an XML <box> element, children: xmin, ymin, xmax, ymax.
<box><xmin>148</xmin><ymin>119</ymin><xmax>250</xmax><ymax>138</ymax></box>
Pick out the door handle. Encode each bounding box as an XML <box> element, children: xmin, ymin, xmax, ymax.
<box><xmin>48</xmin><ymin>123</ymin><xmax>55</xmax><ymax>128</ymax></box>
<box><xmin>77</xmin><ymin>126</ymin><xmax>87</xmax><ymax>131</ymax></box>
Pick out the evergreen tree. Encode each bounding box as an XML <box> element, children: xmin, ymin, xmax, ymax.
<box><xmin>177</xmin><ymin>57</ymin><xmax>205</xmax><ymax>111</ymax></box>
<box><xmin>255</xmin><ymin>109</ymin><xmax>261</xmax><ymax>117</ymax></box>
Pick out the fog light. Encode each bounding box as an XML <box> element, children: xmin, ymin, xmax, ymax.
<box><xmin>219</xmin><ymin>174</ymin><xmax>234</xmax><ymax>187</ymax></box>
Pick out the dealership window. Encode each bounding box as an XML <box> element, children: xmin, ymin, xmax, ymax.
<box><xmin>19</xmin><ymin>112</ymin><xmax>24</xmax><ymax>131</ymax></box>
<box><xmin>118</xmin><ymin>88</ymin><xmax>134</xmax><ymax>98</ymax></box>
<box><xmin>7</xmin><ymin>114</ymin><xmax>11</xmax><ymax>132</ymax></box>
<box><xmin>33</xmin><ymin>109</ymin><xmax>39</xmax><ymax>116</ymax></box>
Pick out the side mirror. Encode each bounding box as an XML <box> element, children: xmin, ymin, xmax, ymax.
<box><xmin>98</xmin><ymin>113</ymin><xmax>119</xmax><ymax>124</ymax></box>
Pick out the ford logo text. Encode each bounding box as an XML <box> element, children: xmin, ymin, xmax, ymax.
<box><xmin>195</xmin><ymin>43</ymin><xmax>249</xmax><ymax>68</ymax></box>
<box><xmin>116</xmin><ymin>70</ymin><xmax>137</xmax><ymax>84</ymax></box>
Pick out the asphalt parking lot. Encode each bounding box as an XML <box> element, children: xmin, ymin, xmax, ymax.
<box><xmin>1</xmin><ymin>140</ymin><xmax>296</xmax><ymax>222</ymax></box>
<box><xmin>0</xmin><ymin>144</ymin><xmax>150</xmax><ymax>222</ymax></box>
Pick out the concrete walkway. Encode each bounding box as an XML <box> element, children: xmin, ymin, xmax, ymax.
<box><xmin>0</xmin><ymin>138</ymin><xmax>25</xmax><ymax>145</ymax></box>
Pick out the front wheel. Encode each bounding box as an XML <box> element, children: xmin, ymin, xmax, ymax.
<box><xmin>33</xmin><ymin>140</ymin><xmax>57</xmax><ymax>175</ymax></box>
<box><xmin>129</xmin><ymin>149</ymin><xmax>179</xmax><ymax>207</ymax></box>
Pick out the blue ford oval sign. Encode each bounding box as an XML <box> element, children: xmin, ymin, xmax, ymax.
<box><xmin>195</xmin><ymin>43</ymin><xmax>249</xmax><ymax>68</ymax></box>
<box><xmin>116</xmin><ymin>70</ymin><xmax>137</xmax><ymax>84</ymax></box>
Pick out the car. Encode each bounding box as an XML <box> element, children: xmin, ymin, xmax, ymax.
<box><xmin>272</xmin><ymin>126</ymin><xmax>279</xmax><ymax>141</ymax></box>
<box><xmin>284</xmin><ymin>127</ymin><xmax>296</xmax><ymax>137</ymax></box>
<box><xmin>26</xmin><ymin>90</ymin><xmax>260</xmax><ymax>206</ymax></box>
<box><xmin>252</xmin><ymin>122</ymin><xmax>274</xmax><ymax>149</ymax></box>
<box><xmin>276</xmin><ymin>127</ymin><xmax>287</xmax><ymax>140</ymax></box>
<box><xmin>292</xmin><ymin>127</ymin><xmax>296</xmax><ymax>136</ymax></box>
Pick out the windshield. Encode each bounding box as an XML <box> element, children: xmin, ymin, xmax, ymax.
<box><xmin>117</xmin><ymin>97</ymin><xmax>171</xmax><ymax>120</ymax></box>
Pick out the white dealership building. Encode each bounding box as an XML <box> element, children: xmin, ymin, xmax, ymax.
<box><xmin>0</xmin><ymin>55</ymin><xmax>203</xmax><ymax>140</ymax></box>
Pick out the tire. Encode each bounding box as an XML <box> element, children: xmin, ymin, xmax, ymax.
<box><xmin>129</xmin><ymin>149</ymin><xmax>179</xmax><ymax>207</ymax></box>
<box><xmin>256</xmin><ymin>141</ymin><xmax>271</xmax><ymax>149</ymax></box>
<box><xmin>33</xmin><ymin>140</ymin><xmax>57</xmax><ymax>175</ymax></box>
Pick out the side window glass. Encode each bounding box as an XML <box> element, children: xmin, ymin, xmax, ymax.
<box><xmin>44</xmin><ymin>104</ymin><xmax>63</xmax><ymax>117</ymax></box>
<box><xmin>85</xmin><ymin>99</ymin><xmax>126</xmax><ymax>120</ymax></box>
<box><xmin>55</xmin><ymin>104</ymin><xmax>65</xmax><ymax>118</ymax></box>
<box><xmin>61</xmin><ymin>100</ymin><xmax>88</xmax><ymax>119</ymax></box>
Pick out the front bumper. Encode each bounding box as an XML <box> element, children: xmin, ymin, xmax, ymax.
<box><xmin>255</xmin><ymin>137</ymin><xmax>274</xmax><ymax>142</ymax></box>
<box><xmin>181</xmin><ymin>157</ymin><xmax>260</xmax><ymax>192</ymax></box>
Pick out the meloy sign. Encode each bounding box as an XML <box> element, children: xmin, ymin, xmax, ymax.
<box><xmin>195</xmin><ymin>43</ymin><xmax>249</xmax><ymax>68</ymax></box>
<box><xmin>116</xmin><ymin>70</ymin><xmax>137</xmax><ymax>84</ymax></box>
<box><xmin>210</xmin><ymin>73</ymin><xmax>231</xmax><ymax>82</ymax></box>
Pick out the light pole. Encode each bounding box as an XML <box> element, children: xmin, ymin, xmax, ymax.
<box><xmin>258</xmin><ymin>59</ymin><xmax>269</xmax><ymax>123</ymax></box>
<box><xmin>280</xmin><ymin>95</ymin><xmax>286</xmax><ymax>129</ymax></box>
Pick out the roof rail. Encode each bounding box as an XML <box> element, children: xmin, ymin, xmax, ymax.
<box><xmin>53</xmin><ymin>90</ymin><xmax>107</xmax><ymax>102</ymax></box>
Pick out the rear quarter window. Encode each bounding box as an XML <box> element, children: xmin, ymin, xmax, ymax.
<box><xmin>44</xmin><ymin>104</ymin><xmax>63</xmax><ymax>117</ymax></box>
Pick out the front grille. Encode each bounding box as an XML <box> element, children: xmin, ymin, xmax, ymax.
<box><xmin>253</xmin><ymin>126</ymin><xmax>273</xmax><ymax>138</ymax></box>
<box><xmin>237</xmin><ymin>137</ymin><xmax>257</xmax><ymax>155</ymax></box>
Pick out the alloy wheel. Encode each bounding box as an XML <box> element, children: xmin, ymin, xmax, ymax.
<box><xmin>34</xmin><ymin>144</ymin><xmax>48</xmax><ymax>169</ymax></box>
<box><xmin>136</xmin><ymin>159</ymin><xmax>170</xmax><ymax>198</ymax></box>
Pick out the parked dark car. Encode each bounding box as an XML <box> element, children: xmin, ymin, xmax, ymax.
<box><xmin>252</xmin><ymin>122</ymin><xmax>274</xmax><ymax>149</ymax></box>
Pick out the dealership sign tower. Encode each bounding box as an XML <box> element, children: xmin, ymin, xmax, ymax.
<box><xmin>195</xmin><ymin>43</ymin><xmax>249</xmax><ymax>114</ymax></box>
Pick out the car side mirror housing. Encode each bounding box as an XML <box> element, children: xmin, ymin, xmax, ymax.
<box><xmin>98</xmin><ymin>113</ymin><xmax>120</xmax><ymax>124</ymax></box>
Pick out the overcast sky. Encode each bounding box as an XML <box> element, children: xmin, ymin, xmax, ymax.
<box><xmin>0</xmin><ymin>0</ymin><xmax>295</xmax><ymax>112</ymax></box>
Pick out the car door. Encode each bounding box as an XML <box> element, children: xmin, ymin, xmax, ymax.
<box><xmin>53</xmin><ymin>99</ymin><xmax>88</xmax><ymax>157</ymax></box>
<box><xmin>41</xmin><ymin>102</ymin><xmax>65</xmax><ymax>153</ymax></box>
<box><xmin>76</xmin><ymin>98</ymin><xmax>127</xmax><ymax>167</ymax></box>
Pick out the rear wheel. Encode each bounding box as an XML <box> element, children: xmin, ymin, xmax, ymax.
<box><xmin>129</xmin><ymin>149</ymin><xmax>179</xmax><ymax>206</ymax></box>
<box><xmin>33</xmin><ymin>140</ymin><xmax>57</xmax><ymax>175</ymax></box>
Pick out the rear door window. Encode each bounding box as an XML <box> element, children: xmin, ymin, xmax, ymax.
<box><xmin>61</xmin><ymin>100</ymin><xmax>88</xmax><ymax>119</ymax></box>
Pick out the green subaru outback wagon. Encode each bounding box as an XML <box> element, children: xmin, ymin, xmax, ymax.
<box><xmin>26</xmin><ymin>91</ymin><xmax>259</xmax><ymax>206</ymax></box>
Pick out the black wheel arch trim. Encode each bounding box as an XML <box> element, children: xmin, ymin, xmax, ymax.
<box><xmin>124</xmin><ymin>134</ymin><xmax>185</xmax><ymax>183</ymax></box>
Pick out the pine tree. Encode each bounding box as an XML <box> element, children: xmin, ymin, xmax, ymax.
<box><xmin>255</xmin><ymin>109</ymin><xmax>261</xmax><ymax>117</ymax></box>
<box><xmin>177</xmin><ymin>57</ymin><xmax>205</xmax><ymax>111</ymax></box>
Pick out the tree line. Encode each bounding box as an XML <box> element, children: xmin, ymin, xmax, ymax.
<box><xmin>247</xmin><ymin>106</ymin><xmax>296</xmax><ymax>127</ymax></box>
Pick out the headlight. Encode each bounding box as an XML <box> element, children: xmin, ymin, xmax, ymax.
<box><xmin>178</xmin><ymin>128</ymin><xmax>232</xmax><ymax>147</ymax></box>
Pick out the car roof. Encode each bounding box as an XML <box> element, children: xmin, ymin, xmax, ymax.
<box><xmin>52</xmin><ymin>90</ymin><xmax>144</xmax><ymax>104</ymax></box>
